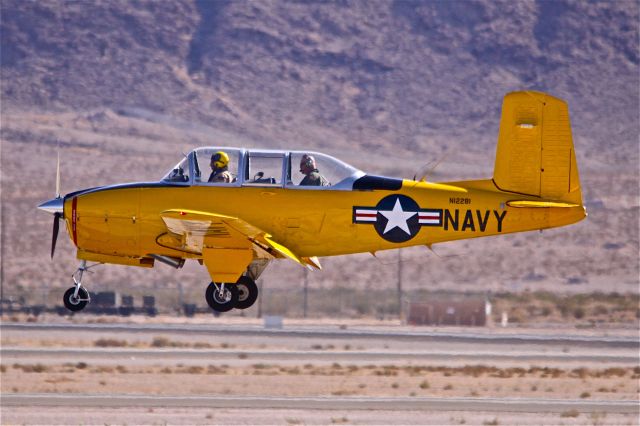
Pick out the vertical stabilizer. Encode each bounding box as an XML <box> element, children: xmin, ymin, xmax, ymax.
<box><xmin>493</xmin><ymin>91</ymin><xmax>582</xmax><ymax>205</ymax></box>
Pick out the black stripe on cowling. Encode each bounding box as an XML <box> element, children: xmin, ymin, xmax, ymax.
<box><xmin>352</xmin><ymin>175</ymin><xmax>403</xmax><ymax>191</ymax></box>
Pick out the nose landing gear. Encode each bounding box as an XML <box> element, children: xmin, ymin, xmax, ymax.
<box><xmin>62</xmin><ymin>260</ymin><xmax>96</xmax><ymax>312</ymax></box>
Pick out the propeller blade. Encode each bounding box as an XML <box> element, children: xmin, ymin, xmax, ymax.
<box><xmin>51</xmin><ymin>212</ymin><xmax>61</xmax><ymax>258</ymax></box>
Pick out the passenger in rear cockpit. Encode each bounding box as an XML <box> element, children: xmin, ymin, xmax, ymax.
<box><xmin>299</xmin><ymin>154</ymin><xmax>330</xmax><ymax>186</ymax></box>
<box><xmin>208</xmin><ymin>151</ymin><xmax>232</xmax><ymax>183</ymax></box>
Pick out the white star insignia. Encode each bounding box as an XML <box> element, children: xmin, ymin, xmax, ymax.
<box><xmin>379</xmin><ymin>198</ymin><xmax>417</xmax><ymax>235</ymax></box>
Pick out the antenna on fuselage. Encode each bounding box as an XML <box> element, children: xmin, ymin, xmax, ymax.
<box><xmin>413</xmin><ymin>154</ymin><xmax>448</xmax><ymax>182</ymax></box>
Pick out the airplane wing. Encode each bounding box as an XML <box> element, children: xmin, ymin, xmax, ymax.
<box><xmin>160</xmin><ymin>209</ymin><xmax>321</xmax><ymax>270</ymax></box>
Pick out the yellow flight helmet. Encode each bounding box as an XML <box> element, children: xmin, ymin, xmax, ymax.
<box><xmin>211</xmin><ymin>151</ymin><xmax>230</xmax><ymax>169</ymax></box>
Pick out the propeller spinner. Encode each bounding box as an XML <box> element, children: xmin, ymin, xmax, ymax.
<box><xmin>37</xmin><ymin>197</ymin><xmax>64</xmax><ymax>258</ymax></box>
<box><xmin>38</xmin><ymin>146</ymin><xmax>64</xmax><ymax>258</ymax></box>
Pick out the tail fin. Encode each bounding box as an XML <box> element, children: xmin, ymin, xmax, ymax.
<box><xmin>492</xmin><ymin>91</ymin><xmax>583</xmax><ymax>205</ymax></box>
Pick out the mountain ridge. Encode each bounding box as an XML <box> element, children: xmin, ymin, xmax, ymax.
<box><xmin>0</xmin><ymin>0</ymin><xmax>637</xmax><ymax>302</ymax></box>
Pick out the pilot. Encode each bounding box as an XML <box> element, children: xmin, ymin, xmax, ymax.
<box><xmin>299</xmin><ymin>154</ymin><xmax>330</xmax><ymax>186</ymax></box>
<box><xmin>208</xmin><ymin>151</ymin><xmax>232</xmax><ymax>183</ymax></box>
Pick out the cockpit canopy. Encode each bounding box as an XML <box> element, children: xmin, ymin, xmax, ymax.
<box><xmin>161</xmin><ymin>147</ymin><xmax>365</xmax><ymax>190</ymax></box>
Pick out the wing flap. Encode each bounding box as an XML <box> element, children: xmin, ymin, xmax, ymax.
<box><xmin>160</xmin><ymin>209</ymin><xmax>318</xmax><ymax>270</ymax></box>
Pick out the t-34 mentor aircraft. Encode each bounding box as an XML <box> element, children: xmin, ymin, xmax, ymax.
<box><xmin>38</xmin><ymin>91</ymin><xmax>586</xmax><ymax>313</ymax></box>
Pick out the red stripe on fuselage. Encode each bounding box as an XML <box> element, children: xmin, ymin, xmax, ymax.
<box><xmin>72</xmin><ymin>197</ymin><xmax>78</xmax><ymax>246</ymax></box>
<box><xmin>419</xmin><ymin>214</ymin><xmax>440</xmax><ymax>219</ymax></box>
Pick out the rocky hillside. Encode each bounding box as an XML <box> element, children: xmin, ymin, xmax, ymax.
<box><xmin>1</xmin><ymin>0</ymin><xmax>638</xmax><ymax>306</ymax></box>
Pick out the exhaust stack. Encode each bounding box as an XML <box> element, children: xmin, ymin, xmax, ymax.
<box><xmin>150</xmin><ymin>255</ymin><xmax>185</xmax><ymax>269</ymax></box>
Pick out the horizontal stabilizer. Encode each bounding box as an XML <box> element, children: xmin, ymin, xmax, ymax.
<box><xmin>507</xmin><ymin>200</ymin><xmax>580</xmax><ymax>208</ymax></box>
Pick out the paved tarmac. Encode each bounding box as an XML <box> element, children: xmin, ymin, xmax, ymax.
<box><xmin>2</xmin><ymin>346</ymin><xmax>637</xmax><ymax>365</ymax></box>
<box><xmin>3</xmin><ymin>322</ymin><xmax>638</xmax><ymax>348</ymax></box>
<box><xmin>3</xmin><ymin>393</ymin><xmax>638</xmax><ymax>414</ymax></box>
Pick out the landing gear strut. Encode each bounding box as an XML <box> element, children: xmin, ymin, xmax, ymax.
<box><xmin>62</xmin><ymin>260</ymin><xmax>94</xmax><ymax>312</ymax></box>
<box><xmin>205</xmin><ymin>276</ymin><xmax>259</xmax><ymax>312</ymax></box>
<box><xmin>205</xmin><ymin>282</ymin><xmax>239</xmax><ymax>312</ymax></box>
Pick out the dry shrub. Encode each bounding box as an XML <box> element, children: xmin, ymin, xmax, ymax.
<box><xmin>0</xmin><ymin>365</ymin><xmax>6</xmax><ymax>373</ymax></box>
<box><xmin>115</xmin><ymin>365</ymin><xmax>128</xmax><ymax>373</ymax></box>
<box><xmin>419</xmin><ymin>380</ymin><xmax>430</xmax><ymax>389</ymax></box>
<box><xmin>286</xmin><ymin>367</ymin><xmax>301</xmax><ymax>375</ymax></box>
<box><xmin>570</xmin><ymin>368</ymin><xmax>589</xmax><ymax>379</ymax></box>
<box><xmin>94</xmin><ymin>338</ymin><xmax>127</xmax><ymax>347</ymax></box>
<box><xmin>331</xmin><ymin>390</ymin><xmax>355</xmax><ymax>396</ymax></box>
<box><xmin>185</xmin><ymin>366</ymin><xmax>204</xmax><ymax>374</ymax></box>
<box><xmin>15</xmin><ymin>363</ymin><xmax>48</xmax><ymax>373</ymax></box>
<box><xmin>151</xmin><ymin>336</ymin><xmax>174</xmax><ymax>347</ymax></box>
<box><xmin>462</xmin><ymin>365</ymin><xmax>489</xmax><ymax>377</ymax></box>
<box><xmin>580</xmin><ymin>391</ymin><xmax>591</xmax><ymax>398</ymax></box>
<box><xmin>560</xmin><ymin>409</ymin><xmax>580</xmax><ymax>418</ymax></box>
<box><xmin>206</xmin><ymin>365</ymin><xmax>227</xmax><ymax>375</ymax></box>
<box><xmin>406</xmin><ymin>366</ymin><xmax>423</xmax><ymax>376</ymax></box>
<box><xmin>45</xmin><ymin>376</ymin><xmax>74</xmax><ymax>384</ymax></box>
<box><xmin>601</xmin><ymin>367</ymin><xmax>627</xmax><ymax>378</ymax></box>
<box><xmin>75</xmin><ymin>362</ymin><xmax>88</xmax><ymax>369</ymax></box>
<box><xmin>374</xmin><ymin>368</ymin><xmax>398</xmax><ymax>377</ymax></box>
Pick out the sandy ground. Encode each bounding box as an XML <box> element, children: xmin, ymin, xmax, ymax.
<box><xmin>3</xmin><ymin>406</ymin><xmax>638</xmax><ymax>426</ymax></box>
<box><xmin>1</xmin><ymin>318</ymin><xmax>639</xmax><ymax>425</ymax></box>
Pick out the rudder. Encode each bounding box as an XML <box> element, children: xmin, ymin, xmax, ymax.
<box><xmin>492</xmin><ymin>91</ymin><xmax>582</xmax><ymax>205</ymax></box>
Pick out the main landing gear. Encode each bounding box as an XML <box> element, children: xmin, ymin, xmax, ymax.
<box><xmin>62</xmin><ymin>260</ymin><xmax>95</xmax><ymax>312</ymax></box>
<box><xmin>205</xmin><ymin>276</ymin><xmax>259</xmax><ymax>313</ymax></box>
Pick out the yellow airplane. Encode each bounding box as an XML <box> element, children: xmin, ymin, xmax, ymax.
<box><xmin>38</xmin><ymin>91</ymin><xmax>586</xmax><ymax>313</ymax></box>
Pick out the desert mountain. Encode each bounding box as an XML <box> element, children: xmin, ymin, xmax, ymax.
<box><xmin>1</xmin><ymin>0</ymin><xmax>638</xmax><ymax>306</ymax></box>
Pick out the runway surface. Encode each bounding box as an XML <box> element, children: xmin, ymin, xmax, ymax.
<box><xmin>3</xmin><ymin>393</ymin><xmax>638</xmax><ymax>413</ymax></box>
<box><xmin>2</xmin><ymin>346</ymin><xmax>637</xmax><ymax>365</ymax></box>
<box><xmin>2</xmin><ymin>320</ymin><xmax>638</xmax><ymax>424</ymax></box>
<box><xmin>3</xmin><ymin>321</ymin><xmax>638</xmax><ymax>348</ymax></box>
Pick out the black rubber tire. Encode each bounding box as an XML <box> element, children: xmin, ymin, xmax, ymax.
<box><xmin>205</xmin><ymin>282</ymin><xmax>238</xmax><ymax>313</ymax></box>
<box><xmin>234</xmin><ymin>276</ymin><xmax>259</xmax><ymax>310</ymax></box>
<box><xmin>63</xmin><ymin>287</ymin><xmax>89</xmax><ymax>312</ymax></box>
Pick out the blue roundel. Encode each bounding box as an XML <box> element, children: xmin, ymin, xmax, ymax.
<box><xmin>373</xmin><ymin>195</ymin><xmax>421</xmax><ymax>242</ymax></box>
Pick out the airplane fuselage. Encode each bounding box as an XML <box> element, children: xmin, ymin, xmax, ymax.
<box><xmin>64</xmin><ymin>178</ymin><xmax>585</xmax><ymax>261</ymax></box>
